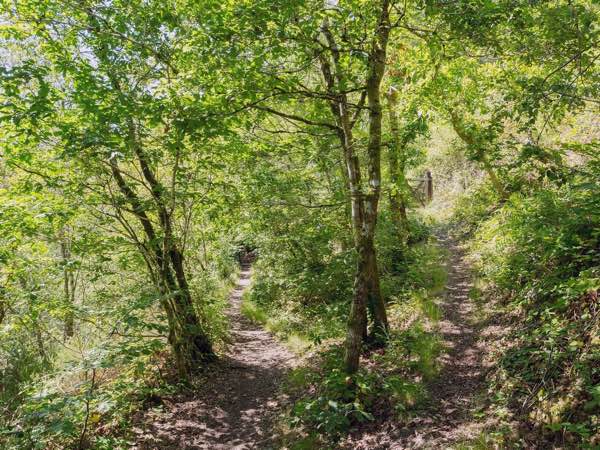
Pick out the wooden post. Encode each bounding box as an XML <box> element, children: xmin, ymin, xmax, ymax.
<box><xmin>425</xmin><ymin>170</ymin><xmax>433</xmax><ymax>203</ymax></box>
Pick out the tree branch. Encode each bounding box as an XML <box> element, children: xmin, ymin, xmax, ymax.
<box><xmin>253</xmin><ymin>105</ymin><xmax>340</xmax><ymax>130</ymax></box>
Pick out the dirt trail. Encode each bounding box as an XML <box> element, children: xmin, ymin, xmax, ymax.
<box><xmin>388</xmin><ymin>234</ymin><xmax>490</xmax><ymax>448</ymax></box>
<box><xmin>344</xmin><ymin>234</ymin><xmax>493</xmax><ymax>449</ymax></box>
<box><xmin>132</xmin><ymin>237</ymin><xmax>493</xmax><ymax>449</ymax></box>
<box><xmin>133</xmin><ymin>264</ymin><xmax>296</xmax><ymax>449</ymax></box>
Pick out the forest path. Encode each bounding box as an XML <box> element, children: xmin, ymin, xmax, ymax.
<box><xmin>388</xmin><ymin>233</ymin><xmax>493</xmax><ymax>448</ymax></box>
<box><xmin>346</xmin><ymin>232</ymin><xmax>496</xmax><ymax>449</ymax></box>
<box><xmin>132</xmin><ymin>264</ymin><xmax>296</xmax><ymax>449</ymax></box>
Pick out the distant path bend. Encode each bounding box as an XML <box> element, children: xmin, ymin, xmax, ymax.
<box><xmin>133</xmin><ymin>263</ymin><xmax>296</xmax><ymax>450</ymax></box>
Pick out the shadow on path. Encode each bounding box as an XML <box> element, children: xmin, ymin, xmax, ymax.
<box><xmin>387</xmin><ymin>235</ymin><xmax>489</xmax><ymax>449</ymax></box>
<box><xmin>342</xmin><ymin>232</ymin><xmax>498</xmax><ymax>449</ymax></box>
<box><xmin>133</xmin><ymin>264</ymin><xmax>296</xmax><ymax>450</ymax></box>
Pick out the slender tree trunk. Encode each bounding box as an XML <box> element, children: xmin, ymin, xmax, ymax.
<box><xmin>81</xmin><ymin>12</ymin><xmax>214</xmax><ymax>375</ymax></box>
<box><xmin>345</xmin><ymin>238</ymin><xmax>369</xmax><ymax>375</ymax></box>
<box><xmin>60</xmin><ymin>234</ymin><xmax>75</xmax><ymax>339</ymax></box>
<box><xmin>339</xmin><ymin>104</ymin><xmax>373</xmax><ymax>365</ymax></box>
<box><xmin>480</xmin><ymin>155</ymin><xmax>505</xmax><ymax>197</ymax></box>
<box><xmin>386</xmin><ymin>87</ymin><xmax>410</xmax><ymax>241</ymax></box>
<box><xmin>109</xmin><ymin>157</ymin><xmax>214</xmax><ymax>376</ymax></box>
<box><xmin>338</xmin><ymin>157</ymin><xmax>354</xmax><ymax>252</ymax></box>
<box><xmin>361</xmin><ymin>0</ymin><xmax>391</xmax><ymax>347</ymax></box>
<box><xmin>318</xmin><ymin>21</ymin><xmax>371</xmax><ymax>368</ymax></box>
<box><xmin>0</xmin><ymin>286</ymin><xmax>6</xmax><ymax>325</ymax></box>
<box><xmin>318</xmin><ymin>0</ymin><xmax>392</xmax><ymax>374</ymax></box>
<box><xmin>364</xmin><ymin>236</ymin><xmax>386</xmax><ymax>341</ymax></box>
<box><xmin>127</xmin><ymin>119</ymin><xmax>215</xmax><ymax>371</ymax></box>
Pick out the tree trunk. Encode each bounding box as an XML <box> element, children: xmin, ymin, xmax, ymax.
<box><xmin>386</xmin><ymin>87</ymin><xmax>410</xmax><ymax>242</ymax></box>
<box><xmin>60</xmin><ymin>234</ymin><xmax>75</xmax><ymax>339</ymax></box>
<box><xmin>318</xmin><ymin>0</ymin><xmax>392</xmax><ymax>374</ymax></box>
<box><xmin>344</xmin><ymin>237</ymin><xmax>369</xmax><ymax>374</ymax></box>
<box><xmin>0</xmin><ymin>285</ymin><xmax>6</xmax><ymax>325</ymax></box>
<box><xmin>364</xmin><ymin>236</ymin><xmax>387</xmax><ymax>342</ymax></box>
<box><xmin>109</xmin><ymin>157</ymin><xmax>214</xmax><ymax>376</ymax></box>
<box><xmin>169</xmin><ymin>289</ymin><xmax>214</xmax><ymax>374</ymax></box>
<box><xmin>480</xmin><ymin>155</ymin><xmax>505</xmax><ymax>197</ymax></box>
<box><xmin>362</xmin><ymin>0</ymin><xmax>391</xmax><ymax>346</ymax></box>
<box><xmin>81</xmin><ymin>12</ymin><xmax>214</xmax><ymax>375</ymax></box>
<box><xmin>318</xmin><ymin>21</ymin><xmax>371</xmax><ymax>372</ymax></box>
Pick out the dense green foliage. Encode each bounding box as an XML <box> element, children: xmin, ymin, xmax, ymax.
<box><xmin>468</xmin><ymin>163</ymin><xmax>599</xmax><ymax>446</ymax></box>
<box><xmin>0</xmin><ymin>0</ymin><xmax>598</xmax><ymax>448</ymax></box>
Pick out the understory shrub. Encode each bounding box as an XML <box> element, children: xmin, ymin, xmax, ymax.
<box><xmin>0</xmin><ymin>256</ymin><xmax>237</xmax><ymax>450</ymax></box>
<box><xmin>248</xmin><ymin>214</ymin><xmax>441</xmax><ymax>347</ymax></box>
<box><xmin>468</xmin><ymin>171</ymin><xmax>600</xmax><ymax>447</ymax></box>
<box><xmin>273</xmin><ymin>234</ymin><xmax>445</xmax><ymax>445</ymax></box>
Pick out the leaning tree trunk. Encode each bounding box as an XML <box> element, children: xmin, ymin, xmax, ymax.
<box><xmin>109</xmin><ymin>156</ymin><xmax>214</xmax><ymax>376</ymax></box>
<box><xmin>126</xmin><ymin>118</ymin><xmax>215</xmax><ymax>373</ymax></box>
<box><xmin>83</xmin><ymin>13</ymin><xmax>214</xmax><ymax>376</ymax></box>
<box><xmin>165</xmin><ymin>246</ymin><xmax>214</xmax><ymax>373</ymax></box>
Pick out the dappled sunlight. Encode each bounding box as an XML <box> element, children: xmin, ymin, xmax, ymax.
<box><xmin>132</xmin><ymin>265</ymin><xmax>297</xmax><ymax>449</ymax></box>
<box><xmin>0</xmin><ymin>0</ymin><xmax>596</xmax><ymax>448</ymax></box>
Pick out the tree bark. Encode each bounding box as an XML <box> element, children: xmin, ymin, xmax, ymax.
<box><xmin>99</xmin><ymin>59</ymin><xmax>213</xmax><ymax>374</ymax></box>
<box><xmin>318</xmin><ymin>21</ymin><xmax>371</xmax><ymax>366</ymax></box>
<box><xmin>0</xmin><ymin>285</ymin><xmax>6</xmax><ymax>325</ymax></box>
<box><xmin>109</xmin><ymin>155</ymin><xmax>214</xmax><ymax>376</ymax></box>
<box><xmin>83</xmin><ymin>15</ymin><xmax>214</xmax><ymax>374</ymax></box>
<box><xmin>319</xmin><ymin>0</ymin><xmax>392</xmax><ymax>374</ymax></box>
<box><xmin>60</xmin><ymin>235</ymin><xmax>75</xmax><ymax>339</ymax></box>
<box><xmin>127</xmin><ymin>119</ymin><xmax>215</xmax><ymax>369</ymax></box>
<box><xmin>361</xmin><ymin>0</ymin><xmax>391</xmax><ymax>347</ymax></box>
<box><xmin>386</xmin><ymin>87</ymin><xmax>410</xmax><ymax>241</ymax></box>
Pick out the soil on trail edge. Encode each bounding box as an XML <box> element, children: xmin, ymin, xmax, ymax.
<box><xmin>132</xmin><ymin>264</ymin><xmax>296</xmax><ymax>450</ymax></box>
<box><xmin>343</xmin><ymin>234</ymin><xmax>496</xmax><ymax>450</ymax></box>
